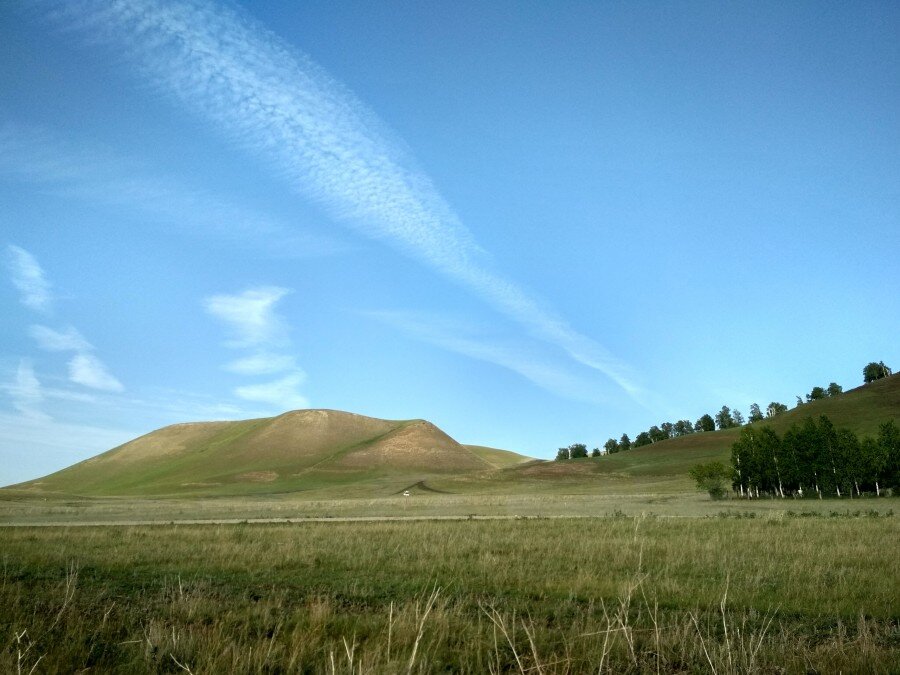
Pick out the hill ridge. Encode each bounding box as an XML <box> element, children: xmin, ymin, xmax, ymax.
<box><xmin>11</xmin><ymin>408</ymin><xmax>530</xmax><ymax>496</ymax></box>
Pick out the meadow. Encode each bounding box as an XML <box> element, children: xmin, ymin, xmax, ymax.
<box><xmin>2</xmin><ymin>514</ymin><xmax>898</xmax><ymax>673</ymax></box>
<box><xmin>3</xmin><ymin>377</ymin><xmax>897</xmax><ymax>671</ymax></box>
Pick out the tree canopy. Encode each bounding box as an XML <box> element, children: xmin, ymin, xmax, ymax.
<box><xmin>730</xmin><ymin>416</ymin><xmax>900</xmax><ymax>498</ymax></box>
<box><xmin>863</xmin><ymin>361</ymin><xmax>893</xmax><ymax>383</ymax></box>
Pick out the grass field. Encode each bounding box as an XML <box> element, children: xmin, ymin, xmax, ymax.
<box><xmin>2</xmin><ymin>376</ymin><xmax>897</xmax><ymax>671</ymax></box>
<box><xmin>2</xmin><ymin>515</ymin><xmax>897</xmax><ymax>673</ymax></box>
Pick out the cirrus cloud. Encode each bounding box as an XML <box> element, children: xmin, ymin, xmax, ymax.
<box><xmin>5</xmin><ymin>244</ymin><xmax>52</xmax><ymax>313</ymax></box>
<box><xmin>68</xmin><ymin>353</ymin><xmax>124</xmax><ymax>392</ymax></box>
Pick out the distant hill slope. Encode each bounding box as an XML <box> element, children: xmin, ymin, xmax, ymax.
<box><xmin>493</xmin><ymin>373</ymin><xmax>900</xmax><ymax>489</ymax></box>
<box><xmin>428</xmin><ymin>374</ymin><xmax>900</xmax><ymax>495</ymax></box>
<box><xmin>12</xmin><ymin>410</ymin><xmax>532</xmax><ymax>497</ymax></box>
<box><xmin>463</xmin><ymin>445</ymin><xmax>534</xmax><ymax>469</ymax></box>
<box><xmin>9</xmin><ymin>376</ymin><xmax>897</xmax><ymax>498</ymax></box>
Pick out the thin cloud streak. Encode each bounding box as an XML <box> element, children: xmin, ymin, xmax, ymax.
<box><xmin>205</xmin><ymin>287</ymin><xmax>291</xmax><ymax>348</ymax></box>
<box><xmin>68</xmin><ymin>353</ymin><xmax>124</xmax><ymax>392</ymax></box>
<box><xmin>5</xmin><ymin>245</ymin><xmax>125</xmax><ymax>393</ymax></box>
<box><xmin>3</xmin><ymin>359</ymin><xmax>48</xmax><ymax>419</ymax></box>
<box><xmin>205</xmin><ymin>286</ymin><xmax>308</xmax><ymax>411</ymax></box>
<box><xmin>224</xmin><ymin>352</ymin><xmax>299</xmax><ymax>376</ymax></box>
<box><xmin>53</xmin><ymin>0</ymin><xmax>640</xmax><ymax>398</ymax></box>
<box><xmin>29</xmin><ymin>324</ymin><xmax>93</xmax><ymax>352</ymax></box>
<box><xmin>366</xmin><ymin>310</ymin><xmax>610</xmax><ymax>405</ymax></box>
<box><xmin>0</xmin><ymin>124</ymin><xmax>344</xmax><ymax>260</ymax></box>
<box><xmin>234</xmin><ymin>373</ymin><xmax>309</xmax><ymax>410</ymax></box>
<box><xmin>5</xmin><ymin>244</ymin><xmax>52</xmax><ymax>313</ymax></box>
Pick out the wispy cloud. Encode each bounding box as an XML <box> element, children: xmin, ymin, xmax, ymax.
<box><xmin>5</xmin><ymin>246</ymin><xmax>125</xmax><ymax>394</ymax></box>
<box><xmin>51</xmin><ymin>0</ymin><xmax>640</xmax><ymax>398</ymax></box>
<box><xmin>224</xmin><ymin>352</ymin><xmax>299</xmax><ymax>376</ymax></box>
<box><xmin>29</xmin><ymin>324</ymin><xmax>93</xmax><ymax>352</ymax></box>
<box><xmin>5</xmin><ymin>244</ymin><xmax>52</xmax><ymax>313</ymax></box>
<box><xmin>0</xmin><ymin>124</ymin><xmax>344</xmax><ymax>260</ymax></box>
<box><xmin>205</xmin><ymin>286</ymin><xmax>307</xmax><ymax>411</ymax></box>
<box><xmin>68</xmin><ymin>353</ymin><xmax>124</xmax><ymax>392</ymax></box>
<box><xmin>205</xmin><ymin>287</ymin><xmax>291</xmax><ymax>348</ymax></box>
<box><xmin>2</xmin><ymin>359</ymin><xmax>48</xmax><ymax>419</ymax></box>
<box><xmin>366</xmin><ymin>310</ymin><xmax>609</xmax><ymax>404</ymax></box>
<box><xmin>234</xmin><ymin>372</ymin><xmax>309</xmax><ymax>410</ymax></box>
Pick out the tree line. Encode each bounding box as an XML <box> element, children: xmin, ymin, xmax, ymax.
<box><xmin>555</xmin><ymin>360</ymin><xmax>892</xmax><ymax>461</ymax></box>
<box><xmin>691</xmin><ymin>416</ymin><xmax>899</xmax><ymax>500</ymax></box>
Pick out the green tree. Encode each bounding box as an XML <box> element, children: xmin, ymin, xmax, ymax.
<box><xmin>715</xmin><ymin>406</ymin><xmax>734</xmax><ymax>430</ymax></box>
<box><xmin>619</xmin><ymin>433</ymin><xmax>631</xmax><ymax>451</ymax></box>
<box><xmin>748</xmin><ymin>403</ymin><xmax>764</xmax><ymax>423</ymax></box>
<box><xmin>648</xmin><ymin>425</ymin><xmax>668</xmax><ymax>443</ymax></box>
<box><xmin>689</xmin><ymin>461</ymin><xmax>730</xmax><ymax>500</ymax></box>
<box><xmin>826</xmin><ymin>382</ymin><xmax>843</xmax><ymax>397</ymax></box>
<box><xmin>695</xmin><ymin>414</ymin><xmax>715</xmax><ymax>432</ymax></box>
<box><xmin>815</xmin><ymin>416</ymin><xmax>844</xmax><ymax>497</ymax></box>
<box><xmin>732</xmin><ymin>409</ymin><xmax>745</xmax><ymax>426</ymax></box>
<box><xmin>806</xmin><ymin>386</ymin><xmax>827</xmax><ymax>403</ymax></box>
<box><xmin>633</xmin><ymin>432</ymin><xmax>652</xmax><ymax>448</ymax></box>
<box><xmin>673</xmin><ymin>419</ymin><xmax>693</xmax><ymax>436</ymax></box>
<box><xmin>555</xmin><ymin>447</ymin><xmax>570</xmax><ymax>461</ymax></box>
<box><xmin>876</xmin><ymin>420</ymin><xmax>900</xmax><ymax>492</ymax></box>
<box><xmin>591</xmin><ymin>447</ymin><xmax>601</xmax><ymax>458</ymax></box>
<box><xmin>859</xmin><ymin>437</ymin><xmax>882</xmax><ymax>494</ymax></box>
<box><xmin>603</xmin><ymin>438</ymin><xmax>619</xmax><ymax>455</ymax></box>
<box><xmin>569</xmin><ymin>443</ymin><xmax>588</xmax><ymax>459</ymax></box>
<box><xmin>766</xmin><ymin>402</ymin><xmax>787</xmax><ymax>417</ymax></box>
<box><xmin>863</xmin><ymin>361</ymin><xmax>893</xmax><ymax>383</ymax></box>
<box><xmin>835</xmin><ymin>428</ymin><xmax>861</xmax><ymax>496</ymax></box>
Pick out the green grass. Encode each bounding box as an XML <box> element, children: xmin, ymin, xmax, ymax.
<box><xmin>3</xmin><ymin>485</ymin><xmax>898</xmax><ymax>525</ymax></box>
<box><xmin>2</xmin><ymin>516</ymin><xmax>897</xmax><ymax>673</ymax></box>
<box><xmin>462</xmin><ymin>445</ymin><xmax>533</xmax><ymax>469</ymax></box>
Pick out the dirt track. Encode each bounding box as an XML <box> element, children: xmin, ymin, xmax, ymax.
<box><xmin>0</xmin><ymin>514</ymin><xmax>565</xmax><ymax>527</ymax></box>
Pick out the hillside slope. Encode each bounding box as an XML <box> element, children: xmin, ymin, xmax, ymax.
<box><xmin>432</xmin><ymin>374</ymin><xmax>900</xmax><ymax>494</ymax></box>
<box><xmin>13</xmin><ymin>410</ymin><xmax>530</xmax><ymax>497</ymax></box>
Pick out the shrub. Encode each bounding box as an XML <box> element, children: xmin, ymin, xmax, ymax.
<box><xmin>689</xmin><ymin>461</ymin><xmax>730</xmax><ymax>500</ymax></box>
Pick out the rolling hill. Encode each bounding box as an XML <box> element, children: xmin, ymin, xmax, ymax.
<box><xmin>429</xmin><ymin>373</ymin><xmax>900</xmax><ymax>495</ymax></box>
<box><xmin>11</xmin><ymin>409</ymin><xmax>532</xmax><ymax>497</ymax></box>
<box><xmin>8</xmin><ymin>375</ymin><xmax>898</xmax><ymax>499</ymax></box>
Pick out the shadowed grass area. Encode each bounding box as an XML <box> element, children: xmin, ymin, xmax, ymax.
<box><xmin>2</xmin><ymin>517</ymin><xmax>897</xmax><ymax>672</ymax></box>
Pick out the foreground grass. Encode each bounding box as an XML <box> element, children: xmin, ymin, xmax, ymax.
<box><xmin>2</xmin><ymin>516</ymin><xmax>898</xmax><ymax>672</ymax></box>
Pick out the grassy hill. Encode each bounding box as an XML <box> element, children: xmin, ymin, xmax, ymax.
<box><xmin>8</xmin><ymin>375</ymin><xmax>898</xmax><ymax>500</ymax></box>
<box><xmin>12</xmin><ymin>409</ymin><xmax>532</xmax><ymax>497</ymax></box>
<box><xmin>431</xmin><ymin>373</ymin><xmax>900</xmax><ymax>495</ymax></box>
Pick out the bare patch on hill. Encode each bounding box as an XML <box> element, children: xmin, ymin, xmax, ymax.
<box><xmin>336</xmin><ymin>421</ymin><xmax>491</xmax><ymax>472</ymax></box>
<box><xmin>241</xmin><ymin>409</ymin><xmax>400</xmax><ymax>461</ymax></box>
<box><xmin>238</xmin><ymin>471</ymin><xmax>278</xmax><ymax>482</ymax></box>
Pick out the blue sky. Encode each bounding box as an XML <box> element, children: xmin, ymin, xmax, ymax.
<box><xmin>1</xmin><ymin>0</ymin><xmax>898</xmax><ymax>486</ymax></box>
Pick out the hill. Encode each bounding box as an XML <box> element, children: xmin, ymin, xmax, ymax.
<box><xmin>430</xmin><ymin>373</ymin><xmax>900</xmax><ymax>495</ymax></box>
<box><xmin>8</xmin><ymin>376</ymin><xmax>898</xmax><ymax>500</ymax></box>
<box><xmin>11</xmin><ymin>409</ymin><xmax>532</xmax><ymax>497</ymax></box>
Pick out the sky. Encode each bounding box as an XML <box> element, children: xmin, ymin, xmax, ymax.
<box><xmin>1</xmin><ymin>0</ymin><xmax>898</xmax><ymax>486</ymax></box>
